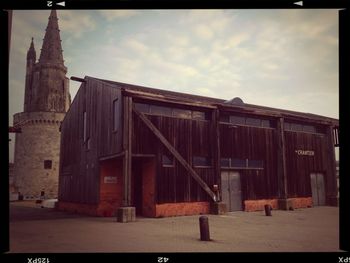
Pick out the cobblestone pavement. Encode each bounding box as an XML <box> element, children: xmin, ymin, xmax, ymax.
<box><xmin>9</xmin><ymin>201</ymin><xmax>340</xmax><ymax>252</ymax></box>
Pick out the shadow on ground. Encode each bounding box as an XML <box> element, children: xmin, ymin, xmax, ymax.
<box><xmin>10</xmin><ymin>205</ymin><xmax>84</xmax><ymax>222</ymax></box>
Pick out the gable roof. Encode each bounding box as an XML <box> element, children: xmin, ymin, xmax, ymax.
<box><xmin>80</xmin><ymin>76</ymin><xmax>338</xmax><ymax>126</ymax></box>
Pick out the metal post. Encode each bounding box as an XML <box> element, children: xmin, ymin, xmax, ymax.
<box><xmin>199</xmin><ymin>216</ymin><xmax>210</xmax><ymax>241</ymax></box>
<box><xmin>264</xmin><ymin>204</ymin><xmax>272</xmax><ymax>216</ymax></box>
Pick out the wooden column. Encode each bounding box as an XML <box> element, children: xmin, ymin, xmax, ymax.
<box><xmin>277</xmin><ymin>117</ymin><xmax>288</xmax><ymax>199</ymax></box>
<box><xmin>326</xmin><ymin>125</ymin><xmax>337</xmax><ymax>205</ymax></box>
<box><xmin>211</xmin><ymin>109</ymin><xmax>221</xmax><ymax>200</ymax></box>
<box><xmin>122</xmin><ymin>96</ymin><xmax>133</xmax><ymax>206</ymax></box>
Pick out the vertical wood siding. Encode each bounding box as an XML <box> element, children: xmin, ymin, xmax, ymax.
<box><xmin>132</xmin><ymin>114</ymin><xmax>214</xmax><ymax>204</ymax></box>
<box><xmin>219</xmin><ymin>124</ymin><xmax>278</xmax><ymax>200</ymax></box>
<box><xmin>59</xmin><ymin>79</ymin><xmax>122</xmax><ymax>204</ymax></box>
<box><xmin>59</xmin><ymin>78</ymin><xmax>336</xmax><ymax>207</ymax></box>
<box><xmin>284</xmin><ymin>131</ymin><xmax>328</xmax><ymax>197</ymax></box>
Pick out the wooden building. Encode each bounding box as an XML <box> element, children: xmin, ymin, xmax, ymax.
<box><xmin>57</xmin><ymin>76</ymin><xmax>339</xmax><ymax>220</ymax></box>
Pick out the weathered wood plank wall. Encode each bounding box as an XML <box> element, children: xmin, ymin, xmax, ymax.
<box><xmin>59</xmin><ymin>79</ymin><xmax>122</xmax><ymax>204</ymax></box>
<box><xmin>219</xmin><ymin>123</ymin><xmax>278</xmax><ymax>200</ymax></box>
<box><xmin>132</xmin><ymin>113</ymin><xmax>214</xmax><ymax>203</ymax></box>
<box><xmin>284</xmin><ymin>130</ymin><xmax>328</xmax><ymax>197</ymax></box>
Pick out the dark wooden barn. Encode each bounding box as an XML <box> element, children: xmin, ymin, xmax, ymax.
<box><xmin>57</xmin><ymin>76</ymin><xmax>339</xmax><ymax>221</ymax></box>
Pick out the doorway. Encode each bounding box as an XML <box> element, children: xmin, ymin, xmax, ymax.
<box><xmin>132</xmin><ymin>157</ymin><xmax>156</xmax><ymax>217</ymax></box>
<box><xmin>221</xmin><ymin>171</ymin><xmax>242</xmax><ymax>211</ymax></box>
<box><xmin>310</xmin><ymin>173</ymin><xmax>326</xmax><ymax>206</ymax></box>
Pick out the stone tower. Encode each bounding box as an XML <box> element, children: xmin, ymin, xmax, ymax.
<box><xmin>13</xmin><ymin>10</ymin><xmax>70</xmax><ymax>199</ymax></box>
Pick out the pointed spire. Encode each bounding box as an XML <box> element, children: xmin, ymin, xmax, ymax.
<box><xmin>27</xmin><ymin>37</ymin><xmax>36</xmax><ymax>62</ymax></box>
<box><xmin>39</xmin><ymin>10</ymin><xmax>64</xmax><ymax>65</ymax></box>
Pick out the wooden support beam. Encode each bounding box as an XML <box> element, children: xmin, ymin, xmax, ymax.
<box><xmin>333</xmin><ymin>127</ymin><xmax>339</xmax><ymax>147</ymax></box>
<box><xmin>99</xmin><ymin>151</ymin><xmax>125</xmax><ymax>161</ymax></box>
<box><xmin>211</xmin><ymin>109</ymin><xmax>221</xmax><ymax>200</ymax></box>
<box><xmin>122</xmin><ymin>96</ymin><xmax>133</xmax><ymax>206</ymax></box>
<box><xmin>70</xmin><ymin>76</ymin><xmax>86</xmax><ymax>83</ymax></box>
<box><xmin>277</xmin><ymin>118</ymin><xmax>288</xmax><ymax>199</ymax></box>
<box><xmin>326</xmin><ymin>125</ymin><xmax>337</xmax><ymax>201</ymax></box>
<box><xmin>133</xmin><ymin>106</ymin><xmax>217</xmax><ymax>202</ymax></box>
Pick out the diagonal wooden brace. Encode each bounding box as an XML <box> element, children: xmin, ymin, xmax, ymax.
<box><xmin>133</xmin><ymin>106</ymin><xmax>217</xmax><ymax>202</ymax></box>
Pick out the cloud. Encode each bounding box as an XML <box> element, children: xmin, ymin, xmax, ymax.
<box><xmin>166</xmin><ymin>34</ymin><xmax>189</xmax><ymax>47</ymax></box>
<box><xmin>262</xmin><ymin>62</ymin><xmax>279</xmax><ymax>71</ymax></box>
<box><xmin>227</xmin><ymin>33</ymin><xmax>250</xmax><ymax>48</ymax></box>
<box><xmin>193</xmin><ymin>24</ymin><xmax>214</xmax><ymax>40</ymax></box>
<box><xmin>122</xmin><ymin>38</ymin><xmax>149</xmax><ymax>53</ymax></box>
<box><xmin>183</xmin><ymin>10</ymin><xmax>233</xmax><ymax>40</ymax></box>
<box><xmin>10</xmin><ymin>9</ymin><xmax>339</xmax><ymax>123</ymax></box>
<box><xmin>58</xmin><ymin>11</ymin><xmax>96</xmax><ymax>38</ymax></box>
<box><xmin>98</xmin><ymin>10</ymin><xmax>139</xmax><ymax>21</ymax></box>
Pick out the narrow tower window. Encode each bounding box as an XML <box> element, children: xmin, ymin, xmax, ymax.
<box><xmin>83</xmin><ymin>111</ymin><xmax>87</xmax><ymax>142</ymax></box>
<box><xmin>44</xmin><ymin>160</ymin><xmax>52</xmax><ymax>169</ymax></box>
<box><xmin>113</xmin><ymin>98</ymin><xmax>118</xmax><ymax>131</ymax></box>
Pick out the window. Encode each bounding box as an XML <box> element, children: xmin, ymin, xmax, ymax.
<box><xmin>284</xmin><ymin>122</ymin><xmax>291</xmax><ymax>131</ymax></box>
<box><xmin>245</xmin><ymin>117</ymin><xmax>261</xmax><ymax>127</ymax></box>
<box><xmin>303</xmin><ymin>125</ymin><xmax>316</xmax><ymax>133</ymax></box>
<box><xmin>83</xmin><ymin>111</ymin><xmax>87</xmax><ymax>142</ymax></box>
<box><xmin>223</xmin><ymin>114</ymin><xmax>274</xmax><ymax>128</ymax></box>
<box><xmin>230</xmin><ymin>116</ymin><xmax>245</xmax><ymax>125</ymax></box>
<box><xmin>219</xmin><ymin>115</ymin><xmax>230</xmax><ymax>123</ymax></box>
<box><xmin>192</xmin><ymin>111</ymin><xmax>208</xmax><ymax>120</ymax></box>
<box><xmin>150</xmin><ymin>105</ymin><xmax>172</xmax><ymax>116</ymax></box>
<box><xmin>231</xmin><ymin>158</ymin><xmax>247</xmax><ymax>168</ymax></box>
<box><xmin>248</xmin><ymin>159</ymin><xmax>264</xmax><ymax>168</ymax></box>
<box><xmin>138</xmin><ymin>103</ymin><xmax>209</xmax><ymax>120</ymax></box>
<box><xmin>113</xmin><ymin>98</ymin><xmax>118</xmax><ymax>131</ymax></box>
<box><xmin>173</xmin><ymin>108</ymin><xmax>192</xmax><ymax>119</ymax></box>
<box><xmin>162</xmin><ymin>154</ymin><xmax>174</xmax><ymax>167</ymax></box>
<box><xmin>290</xmin><ymin>123</ymin><xmax>303</xmax><ymax>132</ymax></box>
<box><xmin>134</xmin><ymin>102</ymin><xmax>150</xmax><ymax>113</ymax></box>
<box><xmin>220</xmin><ymin>158</ymin><xmax>230</xmax><ymax>167</ymax></box>
<box><xmin>221</xmin><ymin>158</ymin><xmax>264</xmax><ymax>169</ymax></box>
<box><xmin>285</xmin><ymin>121</ymin><xmax>322</xmax><ymax>134</ymax></box>
<box><xmin>193</xmin><ymin>156</ymin><xmax>211</xmax><ymax>167</ymax></box>
<box><xmin>261</xmin><ymin>119</ymin><xmax>271</xmax><ymax>128</ymax></box>
<box><xmin>44</xmin><ymin>160</ymin><xmax>52</xmax><ymax>169</ymax></box>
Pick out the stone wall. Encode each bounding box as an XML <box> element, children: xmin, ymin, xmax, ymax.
<box><xmin>13</xmin><ymin>111</ymin><xmax>65</xmax><ymax>199</ymax></box>
<box><xmin>9</xmin><ymin>163</ymin><xmax>19</xmax><ymax>201</ymax></box>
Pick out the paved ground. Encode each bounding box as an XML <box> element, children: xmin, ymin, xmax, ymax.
<box><xmin>9</xmin><ymin>201</ymin><xmax>340</xmax><ymax>252</ymax></box>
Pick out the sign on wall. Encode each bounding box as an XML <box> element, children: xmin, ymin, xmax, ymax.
<box><xmin>104</xmin><ymin>176</ymin><xmax>117</xmax><ymax>184</ymax></box>
<box><xmin>295</xmin><ymin>150</ymin><xmax>315</xmax><ymax>156</ymax></box>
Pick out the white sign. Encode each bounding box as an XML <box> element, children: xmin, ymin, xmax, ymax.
<box><xmin>295</xmin><ymin>150</ymin><xmax>315</xmax><ymax>156</ymax></box>
<box><xmin>104</xmin><ymin>176</ymin><xmax>117</xmax><ymax>184</ymax></box>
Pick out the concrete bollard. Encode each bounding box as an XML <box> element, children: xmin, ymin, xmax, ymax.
<box><xmin>199</xmin><ymin>216</ymin><xmax>210</xmax><ymax>241</ymax></box>
<box><xmin>264</xmin><ymin>204</ymin><xmax>272</xmax><ymax>216</ymax></box>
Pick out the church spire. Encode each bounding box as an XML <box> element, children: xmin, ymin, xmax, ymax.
<box><xmin>39</xmin><ymin>10</ymin><xmax>65</xmax><ymax>66</ymax></box>
<box><xmin>24</xmin><ymin>10</ymin><xmax>70</xmax><ymax>113</ymax></box>
<box><xmin>26</xmin><ymin>37</ymin><xmax>36</xmax><ymax>62</ymax></box>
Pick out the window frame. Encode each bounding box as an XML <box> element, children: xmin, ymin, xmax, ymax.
<box><xmin>193</xmin><ymin>156</ymin><xmax>212</xmax><ymax>168</ymax></box>
<box><xmin>162</xmin><ymin>154</ymin><xmax>175</xmax><ymax>167</ymax></box>
<box><xmin>113</xmin><ymin>98</ymin><xmax>119</xmax><ymax>132</ymax></box>
<box><xmin>83</xmin><ymin>111</ymin><xmax>87</xmax><ymax>142</ymax></box>
<box><xmin>44</xmin><ymin>160</ymin><xmax>52</xmax><ymax>170</ymax></box>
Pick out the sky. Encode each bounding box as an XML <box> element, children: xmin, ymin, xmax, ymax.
<box><xmin>8</xmin><ymin>9</ymin><xmax>339</xmax><ymax>162</ymax></box>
